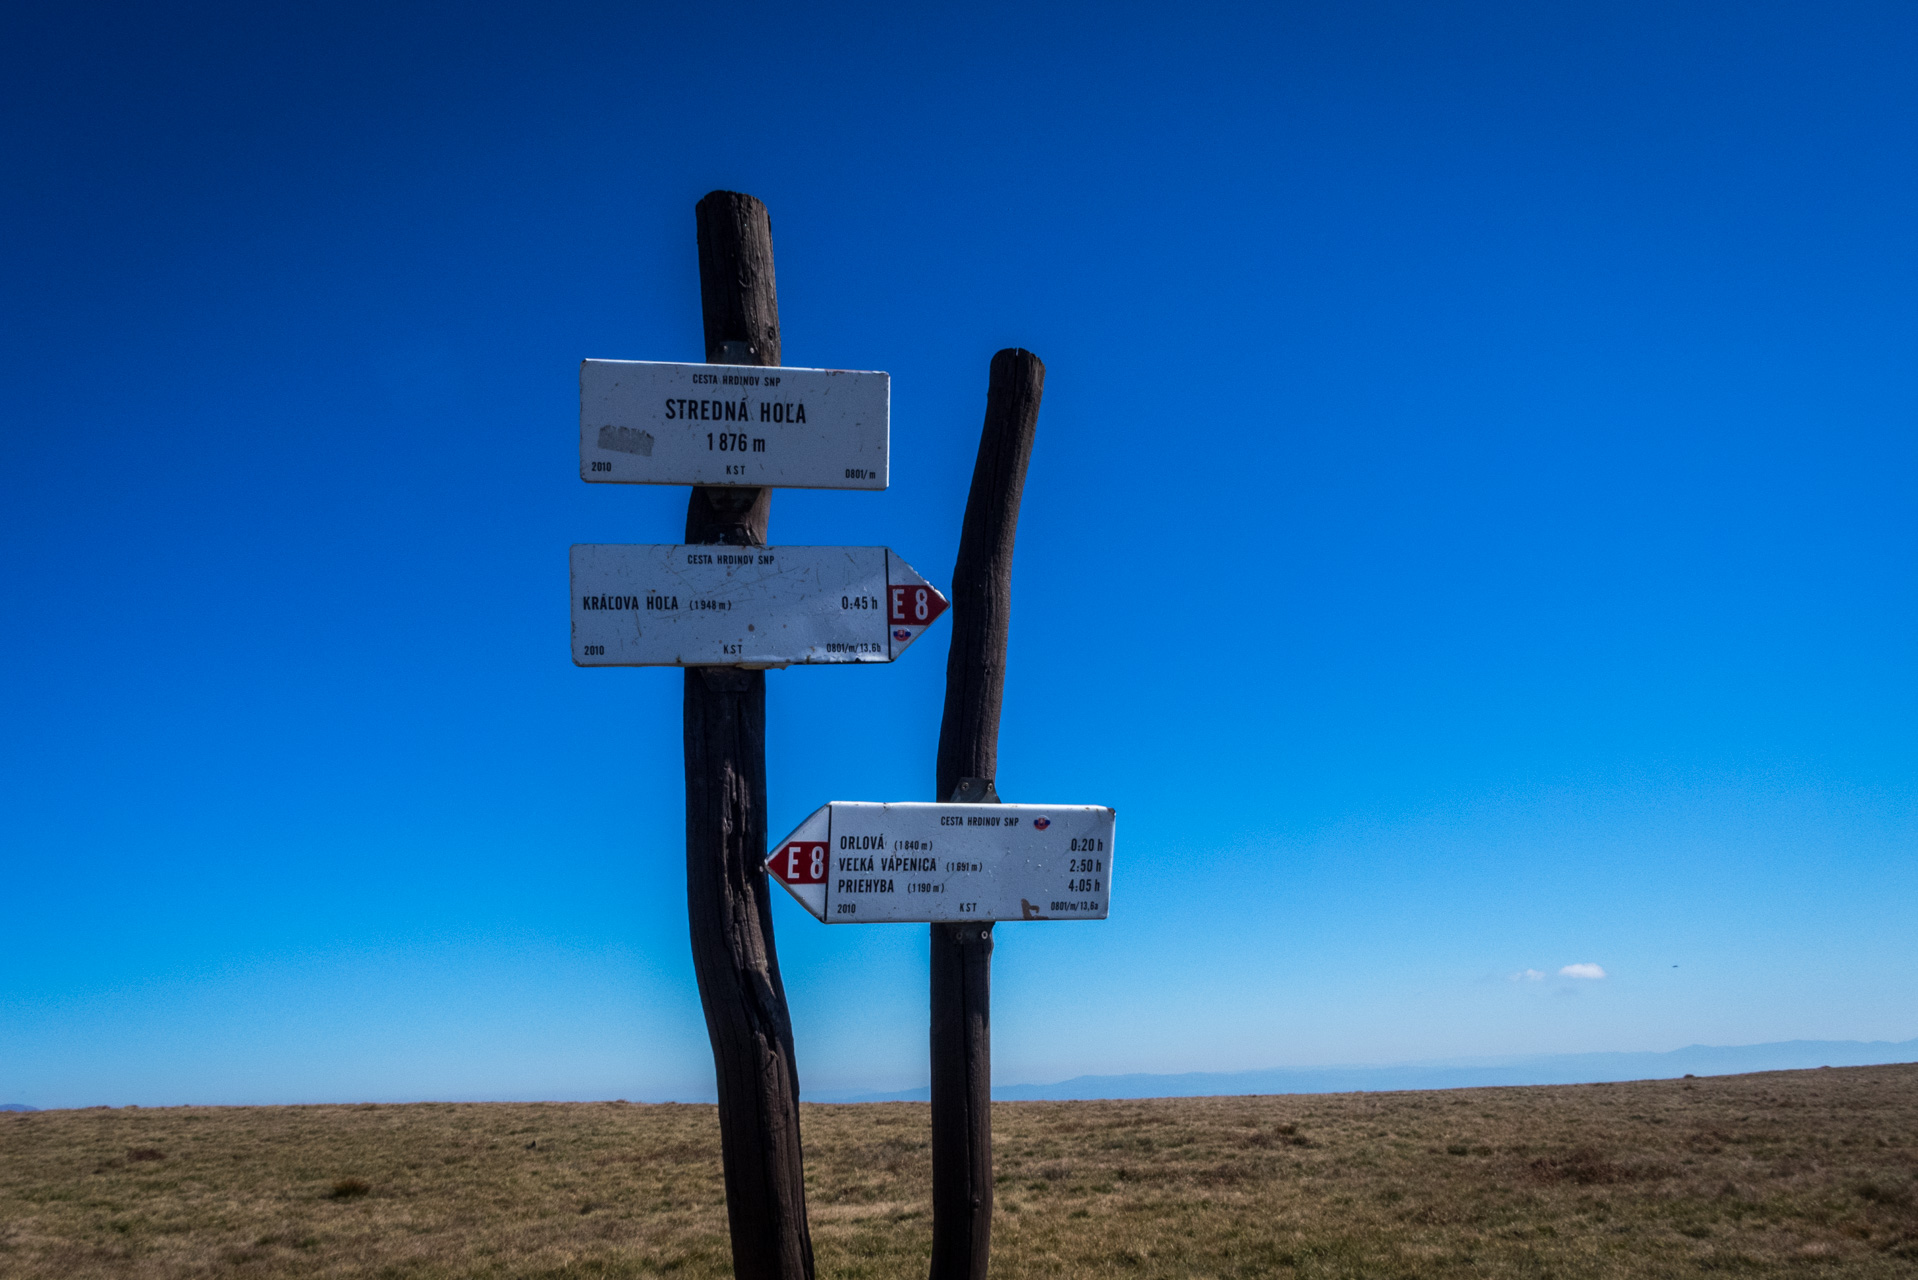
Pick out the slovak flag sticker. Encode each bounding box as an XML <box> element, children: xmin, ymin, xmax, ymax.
<box><xmin>1032</xmin><ymin>816</ymin><xmax>1051</xmax><ymax>830</ymax></box>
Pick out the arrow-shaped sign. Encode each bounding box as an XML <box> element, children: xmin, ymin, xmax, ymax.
<box><xmin>570</xmin><ymin>545</ymin><xmax>947</xmax><ymax>668</ymax></box>
<box><xmin>581</xmin><ymin>360</ymin><xmax>889</xmax><ymax>490</ymax></box>
<box><xmin>766</xmin><ymin>802</ymin><xmax>1116</xmax><ymax>923</ymax></box>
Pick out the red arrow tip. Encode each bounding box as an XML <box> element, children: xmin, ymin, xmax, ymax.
<box><xmin>888</xmin><ymin>582</ymin><xmax>948</xmax><ymax>628</ymax></box>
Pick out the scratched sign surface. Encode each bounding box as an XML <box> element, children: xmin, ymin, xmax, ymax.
<box><xmin>580</xmin><ymin>360</ymin><xmax>889</xmax><ymax>489</ymax></box>
<box><xmin>570</xmin><ymin>545</ymin><xmax>946</xmax><ymax>667</ymax></box>
<box><xmin>766</xmin><ymin>802</ymin><xmax>1116</xmax><ymax>924</ymax></box>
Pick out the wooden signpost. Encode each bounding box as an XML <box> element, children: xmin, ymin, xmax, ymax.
<box><xmin>574</xmin><ymin>195</ymin><xmax>1090</xmax><ymax>1280</ymax></box>
<box><xmin>672</xmin><ymin>191</ymin><xmax>815</xmax><ymax>1280</ymax></box>
<box><xmin>927</xmin><ymin>348</ymin><xmax>1048</xmax><ymax>1280</ymax></box>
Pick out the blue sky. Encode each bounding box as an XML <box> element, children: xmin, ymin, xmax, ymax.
<box><xmin>2</xmin><ymin>0</ymin><xmax>1914</xmax><ymax>1107</ymax></box>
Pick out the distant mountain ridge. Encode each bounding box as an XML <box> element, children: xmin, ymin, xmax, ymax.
<box><xmin>1</xmin><ymin>1104</ymin><xmax>38</xmax><ymax>1112</ymax></box>
<box><xmin>809</xmin><ymin>1037</ymin><xmax>1918</xmax><ymax>1104</ymax></box>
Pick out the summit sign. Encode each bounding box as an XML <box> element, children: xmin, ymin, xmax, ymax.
<box><xmin>581</xmin><ymin>359</ymin><xmax>889</xmax><ymax>489</ymax></box>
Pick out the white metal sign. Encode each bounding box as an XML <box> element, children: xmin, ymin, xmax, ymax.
<box><xmin>570</xmin><ymin>545</ymin><xmax>946</xmax><ymax>668</ymax></box>
<box><xmin>765</xmin><ymin>802</ymin><xmax>1116</xmax><ymax>924</ymax></box>
<box><xmin>580</xmin><ymin>360</ymin><xmax>888</xmax><ymax>489</ymax></box>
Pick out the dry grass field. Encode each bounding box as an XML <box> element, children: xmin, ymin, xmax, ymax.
<box><xmin>2</xmin><ymin>1063</ymin><xmax>1914</xmax><ymax>1279</ymax></box>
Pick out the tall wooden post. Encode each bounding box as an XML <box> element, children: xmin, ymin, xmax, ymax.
<box><xmin>682</xmin><ymin>190</ymin><xmax>814</xmax><ymax>1280</ymax></box>
<box><xmin>929</xmin><ymin>348</ymin><xmax>1045</xmax><ymax>1280</ymax></box>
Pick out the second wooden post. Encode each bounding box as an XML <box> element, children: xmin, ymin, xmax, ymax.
<box><xmin>929</xmin><ymin>348</ymin><xmax>1045</xmax><ymax>1280</ymax></box>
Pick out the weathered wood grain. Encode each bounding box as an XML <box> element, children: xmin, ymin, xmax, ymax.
<box><xmin>929</xmin><ymin>348</ymin><xmax>1045</xmax><ymax>1280</ymax></box>
<box><xmin>682</xmin><ymin>189</ymin><xmax>813</xmax><ymax>1280</ymax></box>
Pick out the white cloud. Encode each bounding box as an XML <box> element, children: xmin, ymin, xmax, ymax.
<box><xmin>1508</xmin><ymin>969</ymin><xmax>1546</xmax><ymax>982</ymax></box>
<box><xmin>1559</xmin><ymin>963</ymin><xmax>1607</xmax><ymax>980</ymax></box>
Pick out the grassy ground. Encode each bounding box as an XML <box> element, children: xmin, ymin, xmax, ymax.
<box><xmin>1</xmin><ymin>1064</ymin><xmax>1914</xmax><ymax>1278</ymax></box>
